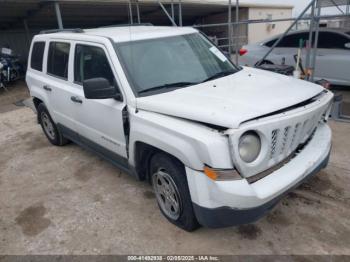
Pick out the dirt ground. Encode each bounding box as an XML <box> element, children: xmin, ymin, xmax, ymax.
<box><xmin>0</xmin><ymin>83</ymin><xmax>350</xmax><ymax>255</ymax></box>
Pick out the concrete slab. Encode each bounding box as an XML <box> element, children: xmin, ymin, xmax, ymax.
<box><xmin>0</xmin><ymin>106</ymin><xmax>350</xmax><ymax>255</ymax></box>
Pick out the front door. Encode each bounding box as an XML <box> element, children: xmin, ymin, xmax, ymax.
<box><xmin>70</xmin><ymin>42</ymin><xmax>128</xmax><ymax>160</ymax></box>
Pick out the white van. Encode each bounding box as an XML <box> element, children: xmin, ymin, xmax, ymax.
<box><xmin>26</xmin><ymin>26</ymin><xmax>333</xmax><ymax>231</ymax></box>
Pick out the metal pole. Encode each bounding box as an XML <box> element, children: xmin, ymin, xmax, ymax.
<box><xmin>158</xmin><ymin>1</ymin><xmax>177</xmax><ymax>26</ymax></box>
<box><xmin>346</xmin><ymin>0</ymin><xmax>350</xmax><ymax>14</ymax></box>
<box><xmin>256</xmin><ymin>0</ymin><xmax>315</xmax><ymax>66</ymax></box>
<box><xmin>23</xmin><ymin>19</ymin><xmax>31</xmax><ymax>48</ymax></box>
<box><xmin>128</xmin><ymin>1</ymin><xmax>133</xmax><ymax>24</ymax></box>
<box><xmin>228</xmin><ymin>0</ymin><xmax>232</xmax><ymax>56</ymax></box>
<box><xmin>136</xmin><ymin>0</ymin><xmax>141</xmax><ymax>24</ymax></box>
<box><xmin>54</xmin><ymin>1</ymin><xmax>63</xmax><ymax>29</ymax></box>
<box><xmin>179</xmin><ymin>0</ymin><xmax>183</xmax><ymax>26</ymax></box>
<box><xmin>235</xmin><ymin>0</ymin><xmax>239</xmax><ymax>65</ymax></box>
<box><xmin>310</xmin><ymin>1</ymin><xmax>321</xmax><ymax>82</ymax></box>
<box><xmin>305</xmin><ymin>0</ymin><xmax>316</xmax><ymax>76</ymax></box>
<box><xmin>171</xmin><ymin>0</ymin><xmax>175</xmax><ymax>21</ymax></box>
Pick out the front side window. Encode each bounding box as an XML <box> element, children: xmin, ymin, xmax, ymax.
<box><xmin>74</xmin><ymin>44</ymin><xmax>115</xmax><ymax>86</ymax></box>
<box><xmin>47</xmin><ymin>42</ymin><xmax>70</xmax><ymax>79</ymax></box>
<box><xmin>115</xmin><ymin>33</ymin><xmax>239</xmax><ymax>95</ymax></box>
<box><xmin>30</xmin><ymin>42</ymin><xmax>45</xmax><ymax>71</ymax></box>
<box><xmin>265</xmin><ymin>33</ymin><xmax>309</xmax><ymax>48</ymax></box>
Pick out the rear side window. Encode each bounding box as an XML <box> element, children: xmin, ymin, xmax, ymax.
<box><xmin>74</xmin><ymin>44</ymin><xmax>115</xmax><ymax>85</ymax></box>
<box><xmin>318</xmin><ymin>32</ymin><xmax>349</xmax><ymax>49</ymax></box>
<box><xmin>47</xmin><ymin>42</ymin><xmax>70</xmax><ymax>79</ymax></box>
<box><xmin>30</xmin><ymin>42</ymin><xmax>45</xmax><ymax>71</ymax></box>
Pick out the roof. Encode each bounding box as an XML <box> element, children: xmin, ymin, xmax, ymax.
<box><xmin>38</xmin><ymin>25</ymin><xmax>198</xmax><ymax>43</ymax></box>
<box><xmin>130</xmin><ymin>0</ymin><xmax>294</xmax><ymax>9</ymax></box>
<box><xmin>318</xmin><ymin>0</ymin><xmax>350</xmax><ymax>7</ymax></box>
<box><xmin>85</xmin><ymin>26</ymin><xmax>198</xmax><ymax>42</ymax></box>
<box><xmin>258</xmin><ymin>28</ymin><xmax>350</xmax><ymax>44</ymax></box>
<box><xmin>0</xmin><ymin>0</ymin><xmax>293</xmax><ymax>30</ymax></box>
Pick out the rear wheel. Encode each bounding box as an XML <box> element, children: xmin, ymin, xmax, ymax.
<box><xmin>37</xmin><ymin>103</ymin><xmax>69</xmax><ymax>146</ymax></box>
<box><xmin>150</xmin><ymin>153</ymin><xmax>199</xmax><ymax>231</ymax></box>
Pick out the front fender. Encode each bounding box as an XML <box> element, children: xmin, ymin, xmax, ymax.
<box><xmin>129</xmin><ymin>110</ymin><xmax>233</xmax><ymax>170</ymax></box>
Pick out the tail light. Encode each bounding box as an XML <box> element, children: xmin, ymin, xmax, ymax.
<box><xmin>239</xmin><ymin>48</ymin><xmax>248</xmax><ymax>56</ymax></box>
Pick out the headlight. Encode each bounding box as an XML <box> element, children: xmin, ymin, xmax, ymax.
<box><xmin>239</xmin><ymin>131</ymin><xmax>261</xmax><ymax>163</ymax></box>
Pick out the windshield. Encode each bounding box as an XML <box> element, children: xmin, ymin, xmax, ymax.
<box><xmin>115</xmin><ymin>33</ymin><xmax>239</xmax><ymax>96</ymax></box>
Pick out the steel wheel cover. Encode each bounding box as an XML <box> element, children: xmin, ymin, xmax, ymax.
<box><xmin>41</xmin><ymin>112</ymin><xmax>56</xmax><ymax>140</ymax></box>
<box><xmin>152</xmin><ymin>168</ymin><xmax>181</xmax><ymax>220</ymax></box>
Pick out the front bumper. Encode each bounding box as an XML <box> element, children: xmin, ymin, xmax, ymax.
<box><xmin>186</xmin><ymin>123</ymin><xmax>332</xmax><ymax>228</ymax></box>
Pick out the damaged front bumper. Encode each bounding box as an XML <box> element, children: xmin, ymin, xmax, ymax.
<box><xmin>185</xmin><ymin>123</ymin><xmax>332</xmax><ymax>228</ymax></box>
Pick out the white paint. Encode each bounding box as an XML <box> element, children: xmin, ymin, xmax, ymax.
<box><xmin>186</xmin><ymin>123</ymin><xmax>332</xmax><ymax>209</ymax></box>
<box><xmin>27</xmin><ymin>27</ymin><xmax>333</xmax><ymax>216</ymax></box>
<box><xmin>136</xmin><ymin>67</ymin><xmax>324</xmax><ymax>129</ymax></box>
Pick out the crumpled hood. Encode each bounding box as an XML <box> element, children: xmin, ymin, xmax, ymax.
<box><xmin>136</xmin><ymin>67</ymin><xmax>324</xmax><ymax>128</ymax></box>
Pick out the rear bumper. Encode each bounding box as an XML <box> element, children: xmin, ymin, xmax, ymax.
<box><xmin>186</xmin><ymin>123</ymin><xmax>332</xmax><ymax>228</ymax></box>
<box><xmin>192</xmin><ymin>149</ymin><xmax>330</xmax><ymax>228</ymax></box>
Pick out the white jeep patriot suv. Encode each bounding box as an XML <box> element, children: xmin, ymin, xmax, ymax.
<box><xmin>26</xmin><ymin>25</ymin><xmax>333</xmax><ymax>231</ymax></box>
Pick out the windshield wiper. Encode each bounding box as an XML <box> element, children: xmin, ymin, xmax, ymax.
<box><xmin>138</xmin><ymin>81</ymin><xmax>197</xmax><ymax>94</ymax></box>
<box><xmin>201</xmin><ymin>70</ymin><xmax>236</xmax><ymax>83</ymax></box>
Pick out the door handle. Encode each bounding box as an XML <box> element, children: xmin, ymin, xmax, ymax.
<box><xmin>70</xmin><ymin>96</ymin><xmax>83</xmax><ymax>104</ymax></box>
<box><xmin>43</xmin><ymin>85</ymin><xmax>52</xmax><ymax>92</ymax></box>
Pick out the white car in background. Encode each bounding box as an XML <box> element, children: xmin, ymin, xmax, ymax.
<box><xmin>239</xmin><ymin>29</ymin><xmax>350</xmax><ymax>86</ymax></box>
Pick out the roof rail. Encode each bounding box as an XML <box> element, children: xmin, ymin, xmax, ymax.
<box><xmin>98</xmin><ymin>23</ymin><xmax>153</xmax><ymax>28</ymax></box>
<box><xmin>39</xmin><ymin>28</ymin><xmax>84</xmax><ymax>34</ymax></box>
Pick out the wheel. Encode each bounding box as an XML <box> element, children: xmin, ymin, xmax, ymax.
<box><xmin>150</xmin><ymin>152</ymin><xmax>200</xmax><ymax>231</ymax></box>
<box><xmin>37</xmin><ymin>103</ymin><xmax>69</xmax><ymax>146</ymax></box>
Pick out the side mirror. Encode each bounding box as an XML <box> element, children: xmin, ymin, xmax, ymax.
<box><xmin>83</xmin><ymin>77</ymin><xmax>122</xmax><ymax>100</ymax></box>
<box><xmin>345</xmin><ymin>43</ymin><xmax>350</xmax><ymax>49</ymax></box>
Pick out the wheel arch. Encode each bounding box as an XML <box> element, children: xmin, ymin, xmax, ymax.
<box><xmin>133</xmin><ymin>141</ymin><xmax>186</xmax><ymax>182</ymax></box>
<box><xmin>33</xmin><ymin>97</ymin><xmax>43</xmax><ymax>123</ymax></box>
<box><xmin>33</xmin><ymin>97</ymin><xmax>43</xmax><ymax>110</ymax></box>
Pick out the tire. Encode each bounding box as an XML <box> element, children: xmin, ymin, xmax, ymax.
<box><xmin>37</xmin><ymin>103</ymin><xmax>69</xmax><ymax>146</ymax></box>
<box><xmin>150</xmin><ymin>152</ymin><xmax>200</xmax><ymax>231</ymax></box>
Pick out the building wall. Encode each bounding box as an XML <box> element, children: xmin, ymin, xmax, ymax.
<box><xmin>198</xmin><ymin>7</ymin><xmax>249</xmax><ymax>51</ymax></box>
<box><xmin>248</xmin><ymin>7</ymin><xmax>293</xmax><ymax>44</ymax></box>
<box><xmin>0</xmin><ymin>30</ymin><xmax>36</xmax><ymax>64</ymax></box>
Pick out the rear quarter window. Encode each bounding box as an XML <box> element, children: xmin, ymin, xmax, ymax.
<box><xmin>47</xmin><ymin>42</ymin><xmax>70</xmax><ymax>79</ymax></box>
<box><xmin>30</xmin><ymin>42</ymin><xmax>45</xmax><ymax>71</ymax></box>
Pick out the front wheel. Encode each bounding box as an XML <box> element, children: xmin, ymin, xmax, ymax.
<box><xmin>150</xmin><ymin>153</ymin><xmax>199</xmax><ymax>231</ymax></box>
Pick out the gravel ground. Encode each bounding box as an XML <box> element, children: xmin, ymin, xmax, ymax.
<box><xmin>0</xmin><ymin>83</ymin><xmax>350</xmax><ymax>255</ymax></box>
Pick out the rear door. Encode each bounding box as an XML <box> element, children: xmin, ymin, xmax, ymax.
<box><xmin>46</xmin><ymin>40</ymin><xmax>79</xmax><ymax>138</ymax></box>
<box><xmin>70</xmin><ymin>42</ymin><xmax>128</xmax><ymax>159</ymax></box>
